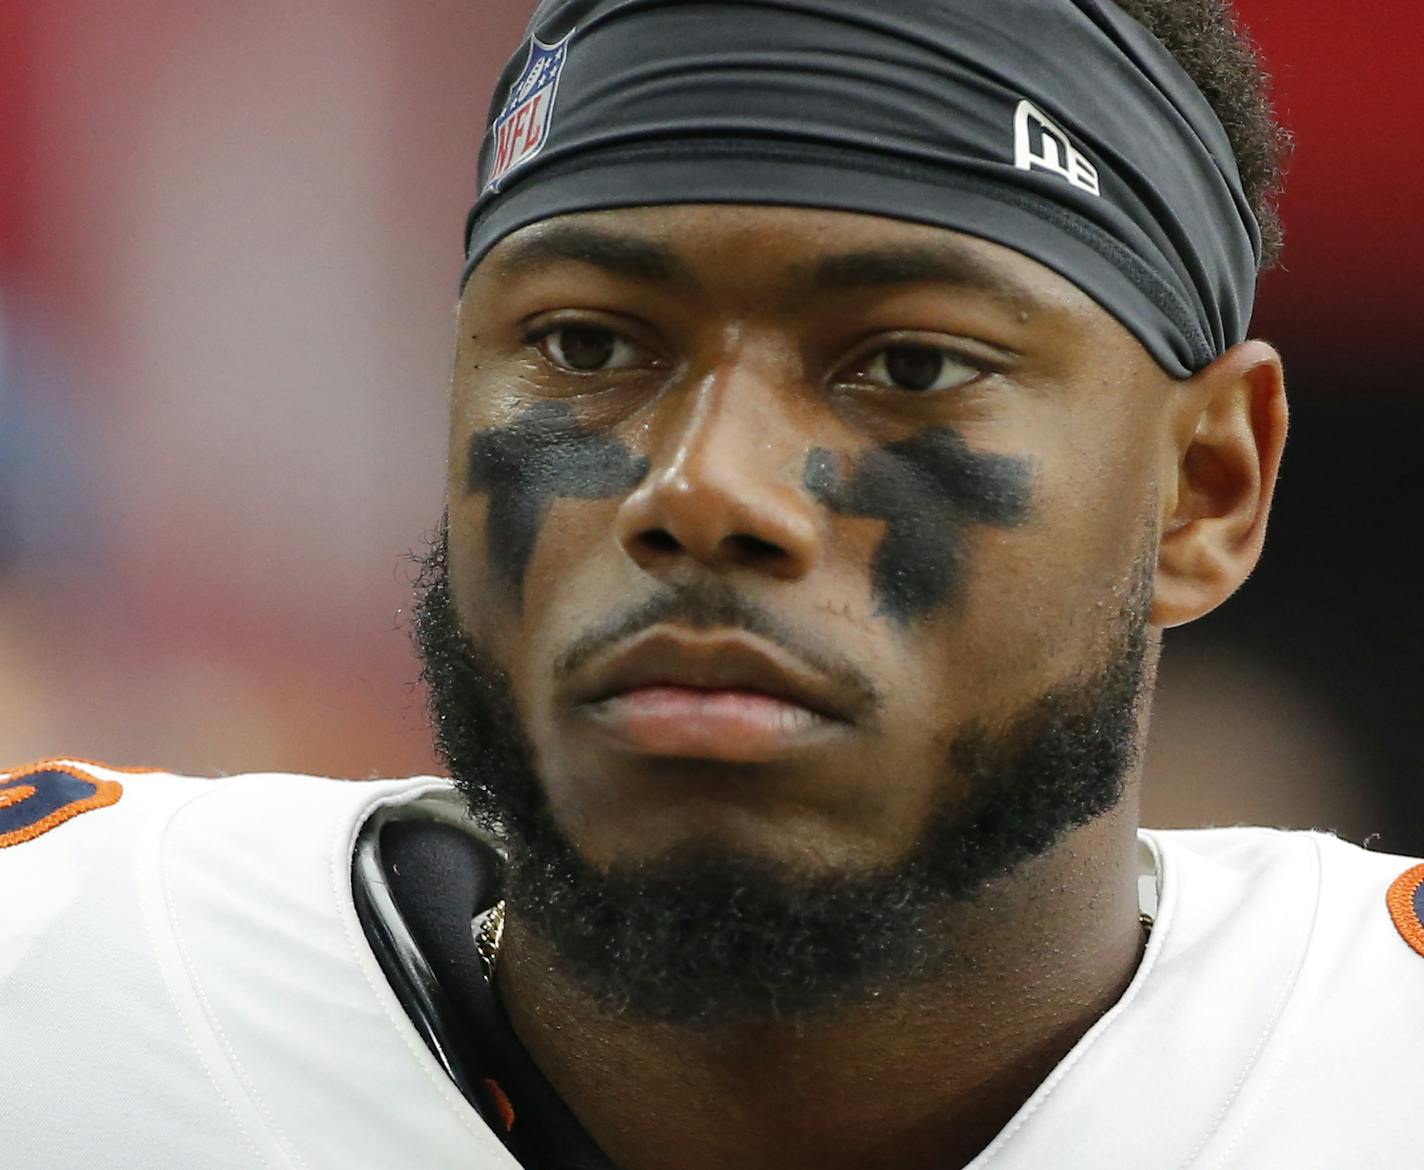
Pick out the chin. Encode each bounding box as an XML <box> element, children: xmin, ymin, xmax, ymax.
<box><xmin>547</xmin><ymin>789</ymin><xmax>893</xmax><ymax>878</ymax></box>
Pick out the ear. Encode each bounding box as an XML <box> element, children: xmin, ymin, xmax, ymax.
<box><xmin>1152</xmin><ymin>339</ymin><xmax>1288</xmax><ymax>629</ymax></box>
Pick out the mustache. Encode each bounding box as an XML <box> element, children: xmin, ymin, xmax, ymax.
<box><xmin>551</xmin><ymin>579</ymin><xmax>882</xmax><ymax>717</ymax></box>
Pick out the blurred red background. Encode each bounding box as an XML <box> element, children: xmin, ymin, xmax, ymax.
<box><xmin>2</xmin><ymin>2</ymin><xmax>1420</xmax><ymax>848</ymax></box>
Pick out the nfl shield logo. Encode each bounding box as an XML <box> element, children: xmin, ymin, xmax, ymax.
<box><xmin>486</xmin><ymin>32</ymin><xmax>573</xmax><ymax>194</ymax></box>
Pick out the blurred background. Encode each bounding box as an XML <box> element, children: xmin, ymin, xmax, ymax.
<box><xmin>2</xmin><ymin>1</ymin><xmax>1420</xmax><ymax>853</ymax></box>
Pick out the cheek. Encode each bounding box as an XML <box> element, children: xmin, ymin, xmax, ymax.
<box><xmin>446</xmin><ymin>497</ymin><xmax>499</xmax><ymax>642</ymax></box>
<box><xmin>446</xmin><ymin>351</ymin><xmax>556</xmax><ymax>491</ymax></box>
<box><xmin>521</xmin><ymin>500</ymin><xmax>628</xmax><ymax>627</ymax></box>
<box><xmin>950</xmin><ymin>452</ymin><xmax>1156</xmax><ymax>696</ymax></box>
<box><xmin>456</xmin><ymin>401</ymin><xmax>651</xmax><ymax>606</ymax></box>
<box><xmin>805</xmin><ymin>427</ymin><xmax>1037</xmax><ymax>627</ymax></box>
<box><xmin>444</xmin><ymin>497</ymin><xmax>628</xmax><ymax>757</ymax></box>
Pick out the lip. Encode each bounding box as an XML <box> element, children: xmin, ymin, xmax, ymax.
<box><xmin>564</xmin><ymin>628</ymin><xmax>864</xmax><ymax>724</ymax></box>
<box><xmin>562</xmin><ymin>628</ymin><xmax>867</xmax><ymax>762</ymax></box>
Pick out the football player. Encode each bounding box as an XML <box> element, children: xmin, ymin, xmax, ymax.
<box><xmin>5</xmin><ymin>1</ymin><xmax>1421</xmax><ymax>1168</ymax></box>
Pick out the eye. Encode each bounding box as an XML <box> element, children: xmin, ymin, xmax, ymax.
<box><xmin>533</xmin><ymin>325</ymin><xmax>643</xmax><ymax>373</ymax></box>
<box><xmin>853</xmin><ymin>344</ymin><xmax>981</xmax><ymax>393</ymax></box>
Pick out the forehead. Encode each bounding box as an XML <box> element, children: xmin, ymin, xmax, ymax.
<box><xmin>472</xmin><ymin>204</ymin><xmax>1106</xmax><ymax>325</ymax></box>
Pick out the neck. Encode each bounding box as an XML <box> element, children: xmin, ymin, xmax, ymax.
<box><xmin>494</xmin><ymin>801</ymin><xmax>1146</xmax><ymax>1170</ymax></box>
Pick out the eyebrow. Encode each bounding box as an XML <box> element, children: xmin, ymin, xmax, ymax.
<box><xmin>492</xmin><ymin>224</ymin><xmax>699</xmax><ymax>288</ymax></box>
<box><xmin>491</xmin><ymin>223</ymin><xmax>1045</xmax><ymax>317</ymax></box>
<box><xmin>789</xmin><ymin>244</ymin><xmax>1044</xmax><ymax>317</ymax></box>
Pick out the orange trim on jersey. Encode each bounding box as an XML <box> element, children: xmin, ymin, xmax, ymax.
<box><xmin>0</xmin><ymin>762</ymin><xmax>125</xmax><ymax>848</ymax></box>
<box><xmin>1386</xmin><ymin>863</ymin><xmax>1424</xmax><ymax>959</ymax></box>
<box><xmin>0</xmin><ymin>784</ymin><xmax>37</xmax><ymax>811</ymax></box>
<box><xmin>483</xmin><ymin>1078</ymin><xmax>517</xmax><ymax>1133</ymax></box>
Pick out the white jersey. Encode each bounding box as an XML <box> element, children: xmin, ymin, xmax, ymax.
<box><xmin>2</xmin><ymin>758</ymin><xmax>1422</xmax><ymax>1169</ymax></box>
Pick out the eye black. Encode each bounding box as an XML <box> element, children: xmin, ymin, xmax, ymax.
<box><xmin>556</xmin><ymin>326</ymin><xmax>617</xmax><ymax>371</ymax></box>
<box><xmin>884</xmin><ymin>346</ymin><xmax>945</xmax><ymax>391</ymax></box>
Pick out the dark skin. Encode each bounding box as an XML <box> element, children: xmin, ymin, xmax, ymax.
<box><xmin>447</xmin><ymin>204</ymin><xmax>1288</xmax><ymax>1170</ymax></box>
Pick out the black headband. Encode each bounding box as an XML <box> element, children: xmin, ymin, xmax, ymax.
<box><xmin>464</xmin><ymin>0</ymin><xmax>1262</xmax><ymax>377</ymax></box>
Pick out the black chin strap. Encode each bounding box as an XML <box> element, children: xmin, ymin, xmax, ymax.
<box><xmin>352</xmin><ymin>812</ymin><xmax>616</xmax><ymax>1170</ymax></box>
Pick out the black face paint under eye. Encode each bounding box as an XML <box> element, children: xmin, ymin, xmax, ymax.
<box><xmin>465</xmin><ymin>400</ymin><xmax>650</xmax><ymax>605</ymax></box>
<box><xmin>804</xmin><ymin>428</ymin><xmax>1034</xmax><ymax>626</ymax></box>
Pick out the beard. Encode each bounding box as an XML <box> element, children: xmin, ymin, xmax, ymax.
<box><xmin>412</xmin><ymin>520</ymin><xmax>1155</xmax><ymax>1028</ymax></box>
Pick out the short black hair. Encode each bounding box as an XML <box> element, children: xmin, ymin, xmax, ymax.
<box><xmin>1113</xmin><ymin>0</ymin><xmax>1292</xmax><ymax>271</ymax></box>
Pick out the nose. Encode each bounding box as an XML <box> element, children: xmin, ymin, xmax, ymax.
<box><xmin>613</xmin><ymin>352</ymin><xmax>822</xmax><ymax>583</ymax></box>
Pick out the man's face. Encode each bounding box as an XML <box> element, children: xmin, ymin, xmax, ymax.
<box><xmin>419</xmin><ymin>204</ymin><xmax>1172</xmax><ymax>1021</ymax></box>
